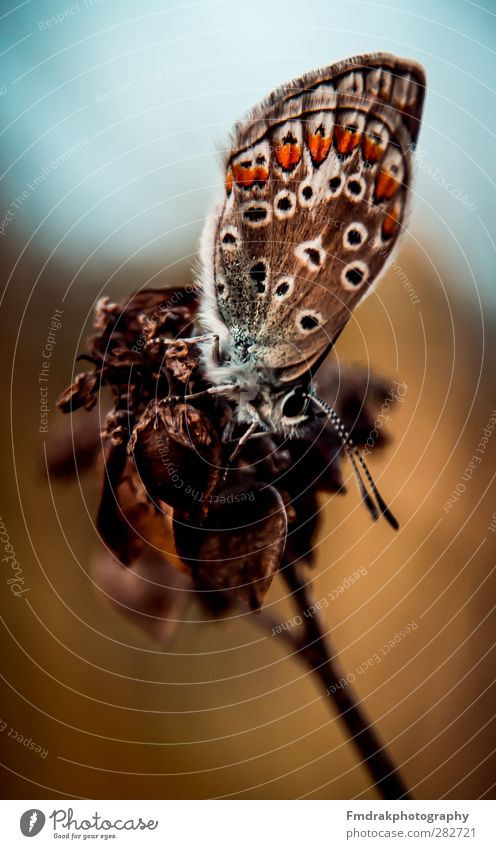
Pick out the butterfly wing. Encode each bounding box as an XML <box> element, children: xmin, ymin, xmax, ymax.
<box><xmin>200</xmin><ymin>53</ymin><xmax>426</xmax><ymax>380</ymax></box>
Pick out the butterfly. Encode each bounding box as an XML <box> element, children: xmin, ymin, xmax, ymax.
<box><xmin>190</xmin><ymin>53</ymin><xmax>426</xmax><ymax>528</ymax></box>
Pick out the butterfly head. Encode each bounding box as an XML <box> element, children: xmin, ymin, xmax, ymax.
<box><xmin>226</xmin><ymin>374</ymin><xmax>314</xmax><ymax>436</ymax></box>
<box><xmin>238</xmin><ymin>380</ymin><xmax>313</xmax><ymax>436</ymax></box>
<box><xmin>199</xmin><ymin>333</ymin><xmax>314</xmax><ymax>435</ymax></box>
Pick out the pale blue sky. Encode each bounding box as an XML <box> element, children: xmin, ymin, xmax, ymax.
<box><xmin>1</xmin><ymin>0</ymin><xmax>495</xmax><ymax>306</ymax></box>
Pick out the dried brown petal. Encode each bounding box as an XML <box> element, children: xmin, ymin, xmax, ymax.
<box><xmin>131</xmin><ymin>401</ymin><xmax>222</xmax><ymax>522</ymax></box>
<box><xmin>57</xmin><ymin>371</ymin><xmax>99</xmax><ymax>413</ymax></box>
<box><xmin>93</xmin><ymin>296</ymin><xmax>121</xmax><ymax>333</ymax></box>
<box><xmin>164</xmin><ymin>339</ymin><xmax>202</xmax><ymax>385</ymax></box>
<box><xmin>88</xmin><ymin>288</ymin><xmax>198</xmax><ymax>366</ymax></box>
<box><xmin>174</xmin><ymin>482</ymin><xmax>287</xmax><ymax>610</ymax></box>
<box><xmin>54</xmin><ymin>284</ymin><xmax>399</xmax><ymax>616</ymax></box>
<box><xmin>97</xmin><ymin>446</ymin><xmax>171</xmax><ymax>565</ymax></box>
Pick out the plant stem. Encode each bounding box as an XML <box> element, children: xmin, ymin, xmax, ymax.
<box><xmin>272</xmin><ymin>562</ymin><xmax>411</xmax><ymax>800</ymax></box>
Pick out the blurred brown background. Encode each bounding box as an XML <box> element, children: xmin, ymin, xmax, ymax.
<box><xmin>1</xmin><ymin>229</ymin><xmax>494</xmax><ymax>799</ymax></box>
<box><xmin>1</xmin><ymin>0</ymin><xmax>495</xmax><ymax>801</ymax></box>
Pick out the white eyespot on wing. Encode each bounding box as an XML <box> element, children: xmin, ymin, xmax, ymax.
<box><xmin>298</xmin><ymin>181</ymin><xmax>315</xmax><ymax>208</ymax></box>
<box><xmin>326</xmin><ymin>173</ymin><xmax>344</xmax><ymax>199</ymax></box>
<box><xmin>273</xmin><ymin>274</ymin><xmax>294</xmax><ymax>302</ymax></box>
<box><xmin>341</xmin><ymin>260</ymin><xmax>369</xmax><ymax>290</ymax></box>
<box><xmin>241</xmin><ymin>200</ymin><xmax>272</xmax><ymax>228</ymax></box>
<box><xmin>344</xmin><ymin>173</ymin><xmax>367</xmax><ymax>202</ymax></box>
<box><xmin>294</xmin><ymin>235</ymin><xmax>326</xmax><ymax>272</ymax></box>
<box><xmin>274</xmin><ymin>189</ymin><xmax>297</xmax><ymax>219</ymax></box>
<box><xmin>296</xmin><ymin>309</ymin><xmax>324</xmax><ymax>335</ymax></box>
<box><xmin>343</xmin><ymin>222</ymin><xmax>368</xmax><ymax>250</ymax></box>
<box><xmin>220</xmin><ymin>225</ymin><xmax>240</xmax><ymax>251</ymax></box>
<box><xmin>248</xmin><ymin>259</ymin><xmax>269</xmax><ymax>295</ymax></box>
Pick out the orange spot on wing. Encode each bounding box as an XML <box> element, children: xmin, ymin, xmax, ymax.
<box><xmin>225</xmin><ymin>168</ymin><xmax>233</xmax><ymax>194</ymax></box>
<box><xmin>382</xmin><ymin>202</ymin><xmax>401</xmax><ymax>239</ymax></box>
<box><xmin>274</xmin><ymin>140</ymin><xmax>302</xmax><ymax>171</ymax></box>
<box><xmin>334</xmin><ymin>124</ymin><xmax>361</xmax><ymax>155</ymax></box>
<box><xmin>307</xmin><ymin>129</ymin><xmax>332</xmax><ymax>165</ymax></box>
<box><xmin>375</xmin><ymin>169</ymin><xmax>400</xmax><ymax>201</ymax></box>
<box><xmin>253</xmin><ymin>164</ymin><xmax>269</xmax><ymax>183</ymax></box>
<box><xmin>362</xmin><ymin>136</ymin><xmax>383</xmax><ymax>163</ymax></box>
<box><xmin>232</xmin><ymin>163</ymin><xmax>269</xmax><ymax>189</ymax></box>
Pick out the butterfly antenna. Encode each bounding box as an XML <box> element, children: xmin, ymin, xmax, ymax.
<box><xmin>312</xmin><ymin>395</ymin><xmax>399</xmax><ymax>530</ymax></box>
<box><xmin>355</xmin><ymin>448</ymin><xmax>399</xmax><ymax>530</ymax></box>
<box><xmin>345</xmin><ymin>443</ymin><xmax>380</xmax><ymax>522</ymax></box>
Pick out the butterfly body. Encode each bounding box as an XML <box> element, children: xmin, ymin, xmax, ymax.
<box><xmin>199</xmin><ymin>341</ymin><xmax>314</xmax><ymax>435</ymax></box>
<box><xmin>198</xmin><ymin>53</ymin><xmax>426</xmax><ymax>439</ymax></box>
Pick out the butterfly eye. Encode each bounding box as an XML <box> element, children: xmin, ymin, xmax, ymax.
<box><xmin>280</xmin><ymin>387</ymin><xmax>309</xmax><ymax>422</ymax></box>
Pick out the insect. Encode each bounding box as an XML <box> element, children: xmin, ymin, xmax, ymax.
<box><xmin>182</xmin><ymin>53</ymin><xmax>425</xmax><ymax>527</ymax></box>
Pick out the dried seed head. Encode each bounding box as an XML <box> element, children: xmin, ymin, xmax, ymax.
<box><xmin>54</xmin><ymin>285</ymin><xmax>396</xmax><ymax>616</ymax></box>
<box><xmin>131</xmin><ymin>401</ymin><xmax>222</xmax><ymax>522</ymax></box>
<box><xmin>174</xmin><ymin>482</ymin><xmax>287</xmax><ymax>611</ymax></box>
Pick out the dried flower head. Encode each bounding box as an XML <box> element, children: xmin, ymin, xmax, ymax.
<box><xmin>56</xmin><ymin>286</ymin><xmax>394</xmax><ymax>612</ymax></box>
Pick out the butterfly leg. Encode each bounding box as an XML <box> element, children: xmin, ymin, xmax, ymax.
<box><xmin>164</xmin><ymin>383</ymin><xmax>238</xmax><ymax>405</ymax></box>
<box><xmin>210</xmin><ymin>334</ymin><xmax>221</xmax><ymax>365</ymax></box>
<box><xmin>241</xmin><ymin>426</ymin><xmax>275</xmax><ymax>447</ymax></box>
<box><xmin>157</xmin><ymin>334</ymin><xmax>229</xmax><ymax>404</ymax></box>
<box><xmin>222</xmin><ymin>423</ymin><xmax>271</xmax><ymax>481</ymax></box>
<box><xmin>228</xmin><ymin>421</ymin><xmax>259</xmax><ymax>463</ymax></box>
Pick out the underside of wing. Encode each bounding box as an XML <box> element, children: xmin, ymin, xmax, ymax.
<box><xmin>200</xmin><ymin>53</ymin><xmax>426</xmax><ymax>379</ymax></box>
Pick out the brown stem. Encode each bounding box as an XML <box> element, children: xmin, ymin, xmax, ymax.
<box><xmin>269</xmin><ymin>562</ymin><xmax>412</xmax><ymax>800</ymax></box>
